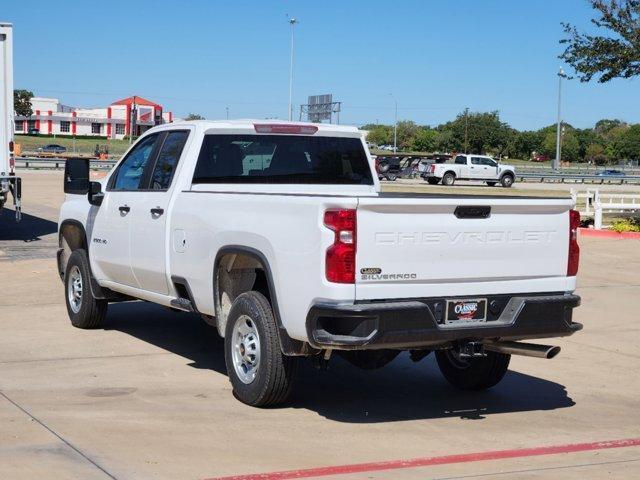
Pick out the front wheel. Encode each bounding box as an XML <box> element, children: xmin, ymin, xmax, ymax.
<box><xmin>435</xmin><ymin>349</ymin><xmax>510</xmax><ymax>390</ymax></box>
<box><xmin>64</xmin><ymin>249</ymin><xmax>107</xmax><ymax>329</ymax></box>
<box><xmin>224</xmin><ymin>291</ymin><xmax>298</xmax><ymax>407</ymax></box>
<box><xmin>426</xmin><ymin>177</ymin><xmax>440</xmax><ymax>185</ymax></box>
<box><xmin>500</xmin><ymin>174</ymin><xmax>514</xmax><ymax>188</ymax></box>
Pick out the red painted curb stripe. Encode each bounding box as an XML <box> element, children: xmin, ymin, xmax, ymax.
<box><xmin>205</xmin><ymin>438</ymin><xmax>640</xmax><ymax>480</ymax></box>
<box><xmin>579</xmin><ymin>228</ymin><xmax>640</xmax><ymax>239</ymax></box>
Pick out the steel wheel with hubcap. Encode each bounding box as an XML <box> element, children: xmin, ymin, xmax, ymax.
<box><xmin>64</xmin><ymin>249</ymin><xmax>107</xmax><ymax>329</ymax></box>
<box><xmin>231</xmin><ymin>314</ymin><xmax>261</xmax><ymax>384</ymax></box>
<box><xmin>67</xmin><ymin>265</ymin><xmax>83</xmax><ymax>314</ymax></box>
<box><xmin>442</xmin><ymin>172</ymin><xmax>455</xmax><ymax>186</ymax></box>
<box><xmin>224</xmin><ymin>291</ymin><xmax>298</xmax><ymax>407</ymax></box>
<box><xmin>500</xmin><ymin>174</ymin><xmax>514</xmax><ymax>188</ymax></box>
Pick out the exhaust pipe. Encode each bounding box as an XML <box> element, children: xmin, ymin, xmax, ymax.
<box><xmin>485</xmin><ymin>341</ymin><xmax>561</xmax><ymax>359</ymax></box>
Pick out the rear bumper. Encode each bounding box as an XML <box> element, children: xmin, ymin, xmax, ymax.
<box><xmin>306</xmin><ymin>292</ymin><xmax>581</xmax><ymax>350</ymax></box>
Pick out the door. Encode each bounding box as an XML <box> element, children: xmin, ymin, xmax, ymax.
<box><xmin>90</xmin><ymin>133</ymin><xmax>161</xmax><ymax>287</ymax></box>
<box><xmin>469</xmin><ymin>157</ymin><xmax>486</xmax><ymax>179</ymax></box>
<box><xmin>129</xmin><ymin>130</ymin><xmax>190</xmax><ymax>294</ymax></box>
<box><xmin>481</xmin><ymin>157</ymin><xmax>500</xmax><ymax>179</ymax></box>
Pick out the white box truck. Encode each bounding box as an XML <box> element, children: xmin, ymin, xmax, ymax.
<box><xmin>0</xmin><ymin>22</ymin><xmax>21</xmax><ymax>221</ymax></box>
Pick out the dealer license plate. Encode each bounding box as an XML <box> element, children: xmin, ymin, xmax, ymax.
<box><xmin>445</xmin><ymin>298</ymin><xmax>487</xmax><ymax>324</ymax></box>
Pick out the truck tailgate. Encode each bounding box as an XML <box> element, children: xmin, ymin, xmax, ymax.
<box><xmin>355</xmin><ymin>194</ymin><xmax>574</xmax><ymax>300</ymax></box>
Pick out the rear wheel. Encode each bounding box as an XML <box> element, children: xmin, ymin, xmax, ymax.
<box><xmin>435</xmin><ymin>349</ymin><xmax>510</xmax><ymax>390</ymax></box>
<box><xmin>224</xmin><ymin>291</ymin><xmax>298</xmax><ymax>407</ymax></box>
<box><xmin>426</xmin><ymin>178</ymin><xmax>440</xmax><ymax>185</ymax></box>
<box><xmin>64</xmin><ymin>249</ymin><xmax>107</xmax><ymax>329</ymax></box>
<box><xmin>442</xmin><ymin>172</ymin><xmax>456</xmax><ymax>186</ymax></box>
<box><xmin>500</xmin><ymin>174</ymin><xmax>514</xmax><ymax>188</ymax></box>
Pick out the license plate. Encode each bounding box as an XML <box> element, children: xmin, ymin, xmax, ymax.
<box><xmin>445</xmin><ymin>298</ymin><xmax>487</xmax><ymax>324</ymax></box>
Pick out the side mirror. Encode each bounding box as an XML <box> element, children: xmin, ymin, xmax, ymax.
<box><xmin>64</xmin><ymin>159</ymin><xmax>89</xmax><ymax>194</ymax></box>
<box><xmin>88</xmin><ymin>181</ymin><xmax>104</xmax><ymax>206</ymax></box>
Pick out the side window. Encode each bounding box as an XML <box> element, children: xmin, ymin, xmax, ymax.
<box><xmin>150</xmin><ymin>131</ymin><xmax>189</xmax><ymax>190</ymax></box>
<box><xmin>111</xmin><ymin>134</ymin><xmax>159</xmax><ymax>191</ymax></box>
<box><xmin>455</xmin><ymin>155</ymin><xmax>467</xmax><ymax>165</ymax></box>
<box><xmin>471</xmin><ymin>157</ymin><xmax>483</xmax><ymax>165</ymax></box>
<box><xmin>483</xmin><ymin>158</ymin><xmax>497</xmax><ymax>167</ymax></box>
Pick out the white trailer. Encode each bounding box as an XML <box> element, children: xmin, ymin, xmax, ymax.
<box><xmin>0</xmin><ymin>22</ymin><xmax>21</xmax><ymax>221</ymax></box>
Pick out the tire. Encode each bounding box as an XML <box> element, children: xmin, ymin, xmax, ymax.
<box><xmin>426</xmin><ymin>177</ymin><xmax>440</xmax><ymax>185</ymax></box>
<box><xmin>486</xmin><ymin>181</ymin><xmax>497</xmax><ymax>187</ymax></box>
<box><xmin>500</xmin><ymin>174</ymin><xmax>514</xmax><ymax>188</ymax></box>
<box><xmin>224</xmin><ymin>291</ymin><xmax>298</xmax><ymax>407</ymax></box>
<box><xmin>387</xmin><ymin>174</ymin><xmax>397</xmax><ymax>181</ymax></box>
<box><xmin>435</xmin><ymin>349</ymin><xmax>510</xmax><ymax>390</ymax></box>
<box><xmin>442</xmin><ymin>172</ymin><xmax>456</xmax><ymax>186</ymax></box>
<box><xmin>64</xmin><ymin>249</ymin><xmax>107</xmax><ymax>329</ymax></box>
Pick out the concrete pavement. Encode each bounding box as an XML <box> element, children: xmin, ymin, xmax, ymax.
<box><xmin>0</xmin><ymin>170</ymin><xmax>638</xmax><ymax>479</ymax></box>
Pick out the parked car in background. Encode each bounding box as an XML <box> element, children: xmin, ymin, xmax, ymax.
<box><xmin>597</xmin><ymin>169</ymin><xmax>625</xmax><ymax>177</ymax></box>
<box><xmin>37</xmin><ymin>144</ymin><xmax>67</xmax><ymax>154</ymax></box>
<box><xmin>423</xmin><ymin>154</ymin><xmax>516</xmax><ymax>187</ymax></box>
<box><xmin>27</xmin><ymin>128</ymin><xmax>39</xmax><ymax>135</ymax></box>
<box><xmin>532</xmin><ymin>154</ymin><xmax>549</xmax><ymax>163</ymax></box>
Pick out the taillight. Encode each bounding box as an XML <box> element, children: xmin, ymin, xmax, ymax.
<box><xmin>324</xmin><ymin>209</ymin><xmax>356</xmax><ymax>283</ymax></box>
<box><xmin>567</xmin><ymin>209</ymin><xmax>580</xmax><ymax>276</ymax></box>
<box><xmin>428</xmin><ymin>164</ymin><xmax>435</xmax><ymax>173</ymax></box>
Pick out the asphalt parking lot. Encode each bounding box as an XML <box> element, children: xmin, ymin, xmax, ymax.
<box><xmin>1</xmin><ymin>170</ymin><xmax>639</xmax><ymax>480</ymax></box>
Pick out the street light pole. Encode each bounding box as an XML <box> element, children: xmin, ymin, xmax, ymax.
<box><xmin>554</xmin><ymin>67</ymin><xmax>566</xmax><ymax>171</ymax></box>
<box><xmin>288</xmin><ymin>17</ymin><xmax>298</xmax><ymax>122</ymax></box>
<box><xmin>226</xmin><ymin>106</ymin><xmax>229</xmax><ymax>120</ymax></box>
<box><xmin>389</xmin><ymin>94</ymin><xmax>397</xmax><ymax>153</ymax></box>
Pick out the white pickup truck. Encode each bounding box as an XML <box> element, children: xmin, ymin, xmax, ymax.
<box><xmin>58</xmin><ymin>120</ymin><xmax>582</xmax><ymax>406</ymax></box>
<box><xmin>424</xmin><ymin>154</ymin><xmax>516</xmax><ymax>188</ymax></box>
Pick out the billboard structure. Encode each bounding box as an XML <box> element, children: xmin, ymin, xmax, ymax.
<box><xmin>300</xmin><ymin>94</ymin><xmax>341</xmax><ymax>123</ymax></box>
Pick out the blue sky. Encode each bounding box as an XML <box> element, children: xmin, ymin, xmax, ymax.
<box><xmin>6</xmin><ymin>0</ymin><xmax>639</xmax><ymax>130</ymax></box>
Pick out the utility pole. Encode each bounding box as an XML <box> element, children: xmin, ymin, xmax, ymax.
<box><xmin>554</xmin><ymin>67</ymin><xmax>566</xmax><ymax>171</ymax></box>
<box><xmin>464</xmin><ymin>107</ymin><xmax>469</xmax><ymax>153</ymax></box>
<box><xmin>287</xmin><ymin>16</ymin><xmax>298</xmax><ymax>122</ymax></box>
<box><xmin>129</xmin><ymin>95</ymin><xmax>137</xmax><ymax>145</ymax></box>
<box><xmin>226</xmin><ymin>106</ymin><xmax>229</xmax><ymax>120</ymax></box>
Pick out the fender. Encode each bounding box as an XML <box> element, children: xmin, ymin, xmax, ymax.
<box><xmin>58</xmin><ymin>219</ymin><xmax>122</xmax><ymax>301</ymax></box>
<box><xmin>214</xmin><ymin>245</ymin><xmax>318</xmax><ymax>356</ymax></box>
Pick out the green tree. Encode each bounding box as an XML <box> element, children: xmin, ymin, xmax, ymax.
<box><xmin>363</xmin><ymin>125</ymin><xmax>393</xmax><ymax>146</ymax></box>
<box><xmin>611</xmin><ymin>124</ymin><xmax>640</xmax><ymax>159</ymax></box>
<box><xmin>507</xmin><ymin>130</ymin><xmax>544</xmax><ymax>159</ymax></box>
<box><xmin>595</xmin><ymin>118</ymin><xmax>627</xmax><ymax>136</ymax></box>
<box><xmin>560</xmin><ymin>1</ymin><xmax>640</xmax><ymax>82</ymax></box>
<box><xmin>411</xmin><ymin>128</ymin><xmax>438</xmax><ymax>152</ymax></box>
<box><xmin>437</xmin><ymin>111</ymin><xmax>513</xmax><ymax>155</ymax></box>
<box><xmin>185</xmin><ymin>113</ymin><xmax>205</xmax><ymax>120</ymax></box>
<box><xmin>585</xmin><ymin>143</ymin><xmax>609</xmax><ymax>165</ymax></box>
<box><xmin>541</xmin><ymin>130</ymin><xmax>581</xmax><ymax>162</ymax></box>
<box><xmin>14</xmin><ymin>89</ymin><xmax>33</xmax><ymax>117</ymax></box>
<box><xmin>396</xmin><ymin>120</ymin><xmax>420</xmax><ymax>150</ymax></box>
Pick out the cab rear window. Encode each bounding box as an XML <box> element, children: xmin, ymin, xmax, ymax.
<box><xmin>192</xmin><ymin>134</ymin><xmax>373</xmax><ymax>185</ymax></box>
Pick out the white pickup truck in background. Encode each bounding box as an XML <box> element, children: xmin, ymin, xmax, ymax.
<box><xmin>424</xmin><ymin>154</ymin><xmax>516</xmax><ymax>188</ymax></box>
<box><xmin>58</xmin><ymin>120</ymin><xmax>581</xmax><ymax>406</ymax></box>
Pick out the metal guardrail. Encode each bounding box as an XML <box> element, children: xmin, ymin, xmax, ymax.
<box><xmin>16</xmin><ymin>157</ymin><xmax>116</xmax><ymax>170</ymax></box>
<box><xmin>518</xmin><ymin>172</ymin><xmax>640</xmax><ymax>184</ymax></box>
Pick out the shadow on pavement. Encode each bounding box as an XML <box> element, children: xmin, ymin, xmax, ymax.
<box><xmin>106</xmin><ymin>301</ymin><xmax>575</xmax><ymax>423</ymax></box>
<box><xmin>0</xmin><ymin>209</ymin><xmax>58</xmax><ymax>241</ymax></box>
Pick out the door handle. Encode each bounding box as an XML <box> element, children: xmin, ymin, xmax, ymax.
<box><xmin>118</xmin><ymin>205</ymin><xmax>130</xmax><ymax>213</ymax></box>
<box><xmin>150</xmin><ymin>207</ymin><xmax>164</xmax><ymax>216</ymax></box>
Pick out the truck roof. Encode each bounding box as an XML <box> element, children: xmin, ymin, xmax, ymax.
<box><xmin>166</xmin><ymin>119</ymin><xmax>363</xmax><ymax>136</ymax></box>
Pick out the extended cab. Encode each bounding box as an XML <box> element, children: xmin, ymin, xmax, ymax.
<box><xmin>58</xmin><ymin>121</ymin><xmax>581</xmax><ymax>406</ymax></box>
<box><xmin>424</xmin><ymin>154</ymin><xmax>516</xmax><ymax>188</ymax></box>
